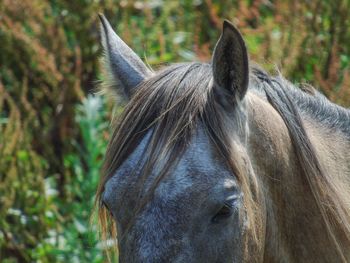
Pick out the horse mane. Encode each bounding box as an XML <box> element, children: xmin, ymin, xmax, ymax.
<box><xmin>251</xmin><ymin>67</ymin><xmax>350</xmax><ymax>136</ymax></box>
<box><xmin>95</xmin><ymin>62</ymin><xmax>350</xmax><ymax>259</ymax></box>
<box><xmin>252</xmin><ymin>67</ymin><xmax>350</xmax><ymax>260</ymax></box>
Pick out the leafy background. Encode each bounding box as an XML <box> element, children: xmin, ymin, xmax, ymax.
<box><xmin>0</xmin><ymin>0</ymin><xmax>349</xmax><ymax>262</ymax></box>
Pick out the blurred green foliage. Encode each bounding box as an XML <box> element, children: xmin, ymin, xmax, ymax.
<box><xmin>0</xmin><ymin>0</ymin><xmax>349</xmax><ymax>262</ymax></box>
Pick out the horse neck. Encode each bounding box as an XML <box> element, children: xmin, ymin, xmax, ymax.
<box><xmin>303</xmin><ymin>115</ymin><xmax>350</xmax><ymax>180</ymax></box>
<box><xmin>246</xmin><ymin>92</ymin><xmax>350</xmax><ymax>262</ymax></box>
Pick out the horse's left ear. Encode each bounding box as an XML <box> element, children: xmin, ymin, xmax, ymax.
<box><xmin>212</xmin><ymin>20</ymin><xmax>249</xmax><ymax>104</ymax></box>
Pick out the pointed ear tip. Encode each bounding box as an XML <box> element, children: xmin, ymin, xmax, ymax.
<box><xmin>98</xmin><ymin>13</ymin><xmax>106</xmax><ymax>23</ymax></box>
<box><xmin>98</xmin><ymin>14</ymin><xmax>108</xmax><ymax>32</ymax></box>
<box><xmin>98</xmin><ymin>14</ymin><xmax>116</xmax><ymax>38</ymax></box>
<box><xmin>222</xmin><ymin>19</ymin><xmax>243</xmax><ymax>35</ymax></box>
<box><xmin>221</xmin><ymin>20</ymin><xmax>246</xmax><ymax>44</ymax></box>
<box><xmin>223</xmin><ymin>20</ymin><xmax>235</xmax><ymax>30</ymax></box>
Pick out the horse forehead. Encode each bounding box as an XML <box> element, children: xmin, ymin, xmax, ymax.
<box><xmin>156</xmin><ymin>131</ymin><xmax>230</xmax><ymax>196</ymax></box>
<box><xmin>103</xmin><ymin>128</ymin><xmax>230</xmax><ymax>203</ymax></box>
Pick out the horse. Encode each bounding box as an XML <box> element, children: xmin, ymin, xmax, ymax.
<box><xmin>95</xmin><ymin>14</ymin><xmax>350</xmax><ymax>262</ymax></box>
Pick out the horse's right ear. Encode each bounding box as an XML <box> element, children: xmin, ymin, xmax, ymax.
<box><xmin>212</xmin><ymin>20</ymin><xmax>249</xmax><ymax>106</ymax></box>
<box><xmin>99</xmin><ymin>14</ymin><xmax>152</xmax><ymax>99</ymax></box>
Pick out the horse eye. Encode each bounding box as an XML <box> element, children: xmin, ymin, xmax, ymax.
<box><xmin>212</xmin><ymin>204</ymin><xmax>233</xmax><ymax>223</ymax></box>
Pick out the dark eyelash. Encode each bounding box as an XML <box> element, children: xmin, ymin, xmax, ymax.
<box><xmin>224</xmin><ymin>197</ymin><xmax>239</xmax><ymax>208</ymax></box>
